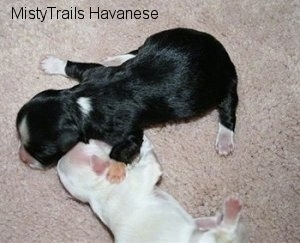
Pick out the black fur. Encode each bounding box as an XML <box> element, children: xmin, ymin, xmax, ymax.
<box><xmin>16</xmin><ymin>28</ymin><xmax>238</xmax><ymax>167</ymax></box>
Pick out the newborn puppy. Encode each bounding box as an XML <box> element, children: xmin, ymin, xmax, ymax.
<box><xmin>57</xmin><ymin>137</ymin><xmax>245</xmax><ymax>243</ymax></box>
<box><xmin>17</xmin><ymin>28</ymin><xmax>238</xmax><ymax>174</ymax></box>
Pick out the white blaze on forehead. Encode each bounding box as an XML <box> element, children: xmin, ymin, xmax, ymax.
<box><xmin>77</xmin><ymin>97</ymin><xmax>92</xmax><ymax>116</ymax></box>
<box><xmin>19</xmin><ymin>116</ymin><xmax>30</xmax><ymax>145</ymax></box>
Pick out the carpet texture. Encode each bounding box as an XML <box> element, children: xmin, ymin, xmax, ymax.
<box><xmin>0</xmin><ymin>0</ymin><xmax>299</xmax><ymax>242</ymax></box>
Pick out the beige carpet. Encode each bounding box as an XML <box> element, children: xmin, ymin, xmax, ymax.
<box><xmin>1</xmin><ymin>0</ymin><xmax>299</xmax><ymax>242</ymax></box>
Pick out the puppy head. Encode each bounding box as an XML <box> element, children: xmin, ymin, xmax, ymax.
<box><xmin>16</xmin><ymin>90</ymin><xmax>80</xmax><ymax>169</ymax></box>
<box><xmin>57</xmin><ymin>140</ymin><xmax>112</xmax><ymax>203</ymax></box>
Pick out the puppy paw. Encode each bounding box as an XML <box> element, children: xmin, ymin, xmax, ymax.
<box><xmin>216</xmin><ymin>137</ymin><xmax>234</xmax><ymax>156</ymax></box>
<box><xmin>106</xmin><ymin>161</ymin><xmax>126</xmax><ymax>183</ymax></box>
<box><xmin>41</xmin><ymin>56</ymin><xmax>67</xmax><ymax>76</ymax></box>
<box><xmin>224</xmin><ymin>197</ymin><xmax>242</xmax><ymax>222</ymax></box>
<box><xmin>216</xmin><ymin>124</ymin><xmax>234</xmax><ymax>156</ymax></box>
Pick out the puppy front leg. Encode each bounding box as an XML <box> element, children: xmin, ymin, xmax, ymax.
<box><xmin>106</xmin><ymin>131</ymin><xmax>143</xmax><ymax>183</ymax></box>
<box><xmin>132</xmin><ymin>145</ymin><xmax>162</xmax><ymax>191</ymax></box>
<box><xmin>41</xmin><ymin>56</ymin><xmax>103</xmax><ymax>82</ymax></box>
<box><xmin>100</xmin><ymin>50</ymin><xmax>137</xmax><ymax>66</ymax></box>
<box><xmin>122</xmin><ymin>136</ymin><xmax>161</xmax><ymax>192</ymax></box>
<box><xmin>100</xmin><ymin>54</ymin><xmax>136</xmax><ymax>67</ymax></box>
<box><xmin>109</xmin><ymin>130</ymin><xmax>144</xmax><ymax>164</ymax></box>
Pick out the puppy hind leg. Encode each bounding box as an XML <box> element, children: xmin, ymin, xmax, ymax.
<box><xmin>194</xmin><ymin>198</ymin><xmax>244</xmax><ymax>243</ymax></box>
<box><xmin>100</xmin><ymin>53</ymin><xmax>136</xmax><ymax>67</ymax></box>
<box><xmin>216</xmin><ymin>81</ymin><xmax>238</xmax><ymax>156</ymax></box>
<box><xmin>216</xmin><ymin>123</ymin><xmax>234</xmax><ymax>156</ymax></box>
<box><xmin>221</xmin><ymin>197</ymin><xmax>242</xmax><ymax>228</ymax></box>
<box><xmin>195</xmin><ymin>214</ymin><xmax>222</xmax><ymax>231</ymax></box>
<box><xmin>194</xmin><ymin>198</ymin><xmax>241</xmax><ymax>232</ymax></box>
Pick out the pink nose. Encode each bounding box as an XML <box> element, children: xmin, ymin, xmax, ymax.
<box><xmin>19</xmin><ymin>145</ymin><xmax>33</xmax><ymax>164</ymax></box>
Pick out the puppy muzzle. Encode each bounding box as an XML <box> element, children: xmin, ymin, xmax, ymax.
<box><xmin>19</xmin><ymin>144</ymin><xmax>44</xmax><ymax>169</ymax></box>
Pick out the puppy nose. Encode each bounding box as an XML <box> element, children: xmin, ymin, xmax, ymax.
<box><xmin>18</xmin><ymin>145</ymin><xmax>45</xmax><ymax>170</ymax></box>
<box><xmin>19</xmin><ymin>145</ymin><xmax>30</xmax><ymax>164</ymax></box>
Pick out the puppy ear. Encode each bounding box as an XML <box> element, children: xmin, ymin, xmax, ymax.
<box><xmin>90</xmin><ymin>155</ymin><xmax>109</xmax><ymax>175</ymax></box>
<box><xmin>57</xmin><ymin>129</ymin><xmax>80</xmax><ymax>153</ymax></box>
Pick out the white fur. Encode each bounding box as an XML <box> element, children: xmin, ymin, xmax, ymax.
<box><xmin>57</xmin><ymin>136</ymin><xmax>244</xmax><ymax>243</ymax></box>
<box><xmin>216</xmin><ymin>123</ymin><xmax>234</xmax><ymax>156</ymax></box>
<box><xmin>26</xmin><ymin>159</ymin><xmax>45</xmax><ymax>170</ymax></box>
<box><xmin>77</xmin><ymin>97</ymin><xmax>92</xmax><ymax>116</ymax></box>
<box><xmin>41</xmin><ymin>56</ymin><xmax>67</xmax><ymax>76</ymax></box>
<box><xmin>18</xmin><ymin>116</ymin><xmax>30</xmax><ymax>146</ymax></box>
<box><xmin>19</xmin><ymin>143</ymin><xmax>45</xmax><ymax>170</ymax></box>
<box><xmin>100</xmin><ymin>54</ymin><xmax>136</xmax><ymax>67</ymax></box>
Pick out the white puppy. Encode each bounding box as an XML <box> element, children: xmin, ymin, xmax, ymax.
<box><xmin>57</xmin><ymin>137</ymin><xmax>245</xmax><ymax>243</ymax></box>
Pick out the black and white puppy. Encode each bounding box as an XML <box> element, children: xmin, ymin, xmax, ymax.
<box><xmin>16</xmin><ymin>28</ymin><xmax>238</xmax><ymax>170</ymax></box>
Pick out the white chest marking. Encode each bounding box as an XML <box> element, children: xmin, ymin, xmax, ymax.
<box><xmin>77</xmin><ymin>97</ymin><xmax>92</xmax><ymax>116</ymax></box>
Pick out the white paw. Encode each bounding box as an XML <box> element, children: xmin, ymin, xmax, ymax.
<box><xmin>216</xmin><ymin>123</ymin><xmax>234</xmax><ymax>156</ymax></box>
<box><xmin>41</xmin><ymin>56</ymin><xmax>67</xmax><ymax>76</ymax></box>
<box><xmin>223</xmin><ymin>196</ymin><xmax>242</xmax><ymax>223</ymax></box>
